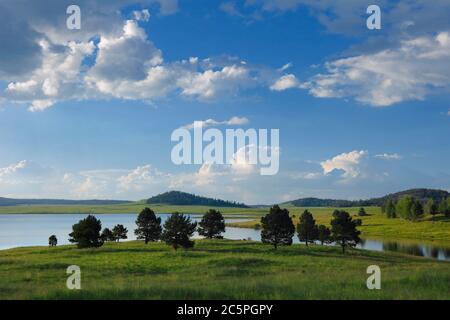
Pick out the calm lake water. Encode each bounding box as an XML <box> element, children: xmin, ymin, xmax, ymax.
<box><xmin>0</xmin><ymin>214</ymin><xmax>449</xmax><ymax>261</ymax></box>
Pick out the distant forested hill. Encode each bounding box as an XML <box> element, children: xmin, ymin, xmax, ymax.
<box><xmin>146</xmin><ymin>191</ymin><xmax>248</xmax><ymax>208</ymax></box>
<box><xmin>374</xmin><ymin>189</ymin><xmax>449</xmax><ymax>204</ymax></box>
<box><xmin>286</xmin><ymin>188</ymin><xmax>449</xmax><ymax>207</ymax></box>
<box><xmin>0</xmin><ymin>197</ymin><xmax>131</xmax><ymax>206</ymax></box>
<box><xmin>287</xmin><ymin>198</ymin><xmax>357</xmax><ymax>207</ymax></box>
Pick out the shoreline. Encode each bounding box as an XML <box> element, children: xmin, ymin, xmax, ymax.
<box><xmin>1</xmin><ymin>235</ymin><xmax>449</xmax><ymax>261</ymax></box>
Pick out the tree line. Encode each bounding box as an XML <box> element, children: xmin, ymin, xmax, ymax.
<box><xmin>49</xmin><ymin>208</ymin><xmax>225</xmax><ymax>250</ymax></box>
<box><xmin>49</xmin><ymin>205</ymin><xmax>361</xmax><ymax>254</ymax></box>
<box><xmin>382</xmin><ymin>196</ymin><xmax>450</xmax><ymax>220</ymax></box>
<box><xmin>261</xmin><ymin>205</ymin><xmax>360</xmax><ymax>253</ymax></box>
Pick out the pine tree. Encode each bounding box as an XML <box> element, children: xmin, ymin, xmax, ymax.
<box><xmin>384</xmin><ymin>199</ymin><xmax>396</xmax><ymax>218</ymax></box>
<box><xmin>439</xmin><ymin>197</ymin><xmax>450</xmax><ymax>217</ymax></box>
<box><xmin>317</xmin><ymin>225</ymin><xmax>331</xmax><ymax>245</ymax></box>
<box><xmin>396</xmin><ymin>196</ymin><xmax>423</xmax><ymax>221</ymax></box>
<box><xmin>297</xmin><ymin>210</ymin><xmax>317</xmax><ymax>247</ymax></box>
<box><xmin>260</xmin><ymin>205</ymin><xmax>295</xmax><ymax>249</ymax></box>
<box><xmin>135</xmin><ymin>208</ymin><xmax>162</xmax><ymax>243</ymax></box>
<box><xmin>410</xmin><ymin>200</ymin><xmax>423</xmax><ymax>221</ymax></box>
<box><xmin>69</xmin><ymin>215</ymin><xmax>103</xmax><ymax>248</ymax></box>
<box><xmin>396</xmin><ymin>196</ymin><xmax>414</xmax><ymax>220</ymax></box>
<box><xmin>162</xmin><ymin>213</ymin><xmax>197</xmax><ymax>250</ymax></box>
<box><xmin>198</xmin><ymin>209</ymin><xmax>225</xmax><ymax>239</ymax></box>
<box><xmin>424</xmin><ymin>198</ymin><xmax>438</xmax><ymax>215</ymax></box>
<box><xmin>112</xmin><ymin>224</ymin><xmax>128</xmax><ymax>242</ymax></box>
<box><xmin>330</xmin><ymin>210</ymin><xmax>361</xmax><ymax>254</ymax></box>
<box><xmin>101</xmin><ymin>228</ymin><xmax>115</xmax><ymax>242</ymax></box>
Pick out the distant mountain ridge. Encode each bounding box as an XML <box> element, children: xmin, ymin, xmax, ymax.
<box><xmin>146</xmin><ymin>191</ymin><xmax>248</xmax><ymax>208</ymax></box>
<box><xmin>0</xmin><ymin>197</ymin><xmax>131</xmax><ymax>207</ymax></box>
<box><xmin>1</xmin><ymin>188</ymin><xmax>447</xmax><ymax>208</ymax></box>
<box><xmin>285</xmin><ymin>188</ymin><xmax>449</xmax><ymax>207</ymax></box>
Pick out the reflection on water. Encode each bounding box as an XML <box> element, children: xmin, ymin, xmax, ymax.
<box><xmin>380</xmin><ymin>240</ymin><xmax>449</xmax><ymax>260</ymax></box>
<box><xmin>226</xmin><ymin>227</ymin><xmax>450</xmax><ymax>261</ymax></box>
<box><xmin>0</xmin><ymin>214</ymin><xmax>448</xmax><ymax>261</ymax></box>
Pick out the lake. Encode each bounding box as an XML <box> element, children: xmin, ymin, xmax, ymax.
<box><xmin>0</xmin><ymin>213</ymin><xmax>449</xmax><ymax>261</ymax></box>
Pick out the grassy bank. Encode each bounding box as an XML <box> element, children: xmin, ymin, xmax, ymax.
<box><xmin>0</xmin><ymin>203</ymin><xmax>265</xmax><ymax>215</ymax></box>
<box><xmin>0</xmin><ymin>240</ymin><xmax>448</xmax><ymax>300</ymax></box>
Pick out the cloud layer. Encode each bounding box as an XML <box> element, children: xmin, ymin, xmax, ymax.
<box><xmin>181</xmin><ymin>116</ymin><xmax>249</xmax><ymax>130</ymax></box>
<box><xmin>2</xmin><ymin>1</ymin><xmax>450</xmax><ymax>109</ymax></box>
<box><xmin>222</xmin><ymin>1</ymin><xmax>450</xmax><ymax>107</ymax></box>
<box><xmin>301</xmin><ymin>32</ymin><xmax>450</xmax><ymax>106</ymax></box>
<box><xmin>0</xmin><ymin>2</ymin><xmax>286</xmax><ymax>111</ymax></box>
<box><xmin>2</xmin><ymin>147</ymin><xmax>447</xmax><ymax>204</ymax></box>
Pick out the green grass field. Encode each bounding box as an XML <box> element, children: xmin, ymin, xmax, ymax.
<box><xmin>0</xmin><ymin>240</ymin><xmax>448</xmax><ymax>300</ymax></box>
<box><xmin>0</xmin><ymin>202</ymin><xmax>265</xmax><ymax>215</ymax></box>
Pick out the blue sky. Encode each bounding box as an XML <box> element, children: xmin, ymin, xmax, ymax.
<box><xmin>0</xmin><ymin>0</ymin><xmax>449</xmax><ymax>204</ymax></box>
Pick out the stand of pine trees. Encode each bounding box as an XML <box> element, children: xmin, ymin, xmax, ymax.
<box><xmin>382</xmin><ymin>196</ymin><xmax>450</xmax><ymax>220</ymax></box>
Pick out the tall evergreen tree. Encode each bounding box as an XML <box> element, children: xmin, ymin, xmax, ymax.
<box><xmin>198</xmin><ymin>209</ymin><xmax>225</xmax><ymax>239</ymax></box>
<box><xmin>112</xmin><ymin>224</ymin><xmax>128</xmax><ymax>242</ymax></box>
<box><xmin>330</xmin><ymin>210</ymin><xmax>361</xmax><ymax>254</ymax></box>
<box><xmin>135</xmin><ymin>207</ymin><xmax>162</xmax><ymax>243</ymax></box>
<box><xmin>438</xmin><ymin>200</ymin><xmax>447</xmax><ymax>215</ymax></box>
<box><xmin>396</xmin><ymin>196</ymin><xmax>414</xmax><ymax>220</ymax></box>
<box><xmin>410</xmin><ymin>200</ymin><xmax>423</xmax><ymax>221</ymax></box>
<box><xmin>424</xmin><ymin>198</ymin><xmax>438</xmax><ymax>215</ymax></box>
<box><xmin>439</xmin><ymin>197</ymin><xmax>450</xmax><ymax>217</ymax></box>
<box><xmin>317</xmin><ymin>225</ymin><xmax>331</xmax><ymax>245</ymax></box>
<box><xmin>260</xmin><ymin>205</ymin><xmax>295</xmax><ymax>249</ymax></box>
<box><xmin>162</xmin><ymin>213</ymin><xmax>197</xmax><ymax>250</ymax></box>
<box><xmin>446</xmin><ymin>198</ymin><xmax>450</xmax><ymax>217</ymax></box>
<box><xmin>69</xmin><ymin>215</ymin><xmax>103</xmax><ymax>248</ymax></box>
<box><xmin>101</xmin><ymin>228</ymin><xmax>115</xmax><ymax>242</ymax></box>
<box><xmin>396</xmin><ymin>196</ymin><xmax>423</xmax><ymax>221</ymax></box>
<box><xmin>384</xmin><ymin>199</ymin><xmax>396</xmax><ymax>218</ymax></box>
<box><xmin>297</xmin><ymin>210</ymin><xmax>317</xmax><ymax>247</ymax></box>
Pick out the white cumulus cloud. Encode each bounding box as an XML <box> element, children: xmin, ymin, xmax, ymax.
<box><xmin>0</xmin><ymin>6</ymin><xmax>288</xmax><ymax>111</ymax></box>
<box><xmin>302</xmin><ymin>32</ymin><xmax>450</xmax><ymax>107</ymax></box>
<box><xmin>270</xmin><ymin>74</ymin><xmax>299</xmax><ymax>91</ymax></box>
<box><xmin>320</xmin><ymin>150</ymin><xmax>368</xmax><ymax>178</ymax></box>
<box><xmin>181</xmin><ymin>116</ymin><xmax>249</xmax><ymax>130</ymax></box>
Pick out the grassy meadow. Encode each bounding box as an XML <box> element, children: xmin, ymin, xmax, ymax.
<box><xmin>0</xmin><ymin>202</ymin><xmax>265</xmax><ymax>215</ymax></box>
<box><xmin>0</xmin><ymin>239</ymin><xmax>449</xmax><ymax>300</ymax></box>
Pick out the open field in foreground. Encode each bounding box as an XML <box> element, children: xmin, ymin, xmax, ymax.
<box><xmin>0</xmin><ymin>240</ymin><xmax>449</xmax><ymax>300</ymax></box>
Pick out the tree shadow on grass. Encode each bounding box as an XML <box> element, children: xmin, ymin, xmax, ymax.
<box><xmin>197</xmin><ymin>242</ymin><xmax>420</xmax><ymax>265</ymax></box>
<box><xmin>427</xmin><ymin>215</ymin><xmax>450</xmax><ymax>222</ymax></box>
<box><xmin>96</xmin><ymin>247</ymin><xmax>168</xmax><ymax>254</ymax></box>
